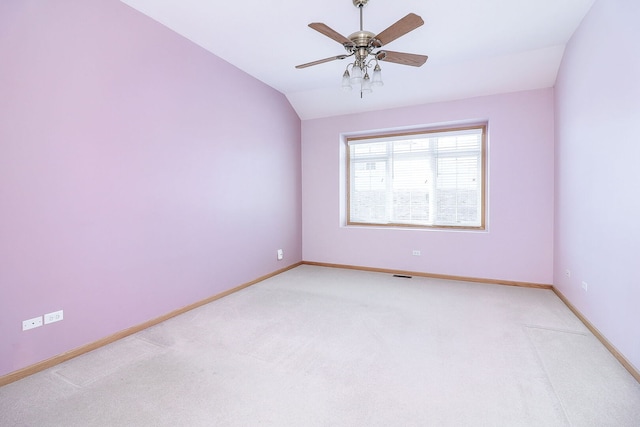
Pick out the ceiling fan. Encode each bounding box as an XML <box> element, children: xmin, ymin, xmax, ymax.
<box><xmin>296</xmin><ymin>0</ymin><xmax>428</xmax><ymax>94</ymax></box>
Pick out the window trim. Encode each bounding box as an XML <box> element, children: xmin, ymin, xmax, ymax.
<box><xmin>346</xmin><ymin>123</ymin><xmax>487</xmax><ymax>230</ymax></box>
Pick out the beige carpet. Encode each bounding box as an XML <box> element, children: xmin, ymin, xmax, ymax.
<box><xmin>2</xmin><ymin>265</ymin><xmax>639</xmax><ymax>426</ymax></box>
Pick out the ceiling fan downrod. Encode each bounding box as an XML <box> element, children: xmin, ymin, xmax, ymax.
<box><xmin>353</xmin><ymin>0</ymin><xmax>368</xmax><ymax>31</ymax></box>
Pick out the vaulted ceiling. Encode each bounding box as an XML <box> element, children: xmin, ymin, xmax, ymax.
<box><xmin>119</xmin><ymin>0</ymin><xmax>595</xmax><ymax>120</ymax></box>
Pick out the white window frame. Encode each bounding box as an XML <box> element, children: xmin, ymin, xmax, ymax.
<box><xmin>346</xmin><ymin>124</ymin><xmax>487</xmax><ymax>230</ymax></box>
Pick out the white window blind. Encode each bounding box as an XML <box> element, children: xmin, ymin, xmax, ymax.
<box><xmin>347</xmin><ymin>125</ymin><xmax>486</xmax><ymax>229</ymax></box>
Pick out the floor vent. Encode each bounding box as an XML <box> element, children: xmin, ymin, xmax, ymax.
<box><xmin>393</xmin><ymin>274</ymin><xmax>413</xmax><ymax>279</ymax></box>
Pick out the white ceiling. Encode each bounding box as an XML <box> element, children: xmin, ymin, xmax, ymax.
<box><xmin>119</xmin><ymin>0</ymin><xmax>595</xmax><ymax>120</ymax></box>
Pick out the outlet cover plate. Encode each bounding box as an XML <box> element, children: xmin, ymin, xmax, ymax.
<box><xmin>44</xmin><ymin>310</ymin><xmax>64</xmax><ymax>324</ymax></box>
<box><xmin>23</xmin><ymin>316</ymin><xmax>43</xmax><ymax>331</ymax></box>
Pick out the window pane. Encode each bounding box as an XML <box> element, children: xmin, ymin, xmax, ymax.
<box><xmin>351</xmin><ymin>160</ymin><xmax>387</xmax><ymax>223</ymax></box>
<box><xmin>392</xmin><ymin>151</ymin><xmax>431</xmax><ymax>224</ymax></box>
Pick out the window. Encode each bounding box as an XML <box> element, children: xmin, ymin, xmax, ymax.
<box><xmin>347</xmin><ymin>124</ymin><xmax>486</xmax><ymax>229</ymax></box>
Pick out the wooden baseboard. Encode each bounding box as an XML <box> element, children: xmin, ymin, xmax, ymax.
<box><xmin>302</xmin><ymin>261</ymin><xmax>553</xmax><ymax>289</ymax></box>
<box><xmin>552</xmin><ymin>287</ymin><xmax>640</xmax><ymax>383</ymax></box>
<box><xmin>0</xmin><ymin>262</ymin><xmax>302</xmax><ymax>388</ymax></box>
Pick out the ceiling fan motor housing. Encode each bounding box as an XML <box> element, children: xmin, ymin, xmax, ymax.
<box><xmin>347</xmin><ymin>31</ymin><xmax>376</xmax><ymax>62</ymax></box>
<box><xmin>348</xmin><ymin>30</ymin><xmax>375</xmax><ymax>47</ymax></box>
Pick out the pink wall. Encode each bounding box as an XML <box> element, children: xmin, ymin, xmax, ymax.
<box><xmin>554</xmin><ymin>0</ymin><xmax>640</xmax><ymax>371</ymax></box>
<box><xmin>0</xmin><ymin>0</ymin><xmax>302</xmax><ymax>377</ymax></box>
<box><xmin>302</xmin><ymin>89</ymin><xmax>555</xmax><ymax>285</ymax></box>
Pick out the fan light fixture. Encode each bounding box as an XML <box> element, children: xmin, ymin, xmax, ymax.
<box><xmin>296</xmin><ymin>0</ymin><xmax>428</xmax><ymax>97</ymax></box>
<box><xmin>341</xmin><ymin>54</ymin><xmax>381</xmax><ymax>94</ymax></box>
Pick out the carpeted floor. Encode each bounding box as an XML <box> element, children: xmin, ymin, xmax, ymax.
<box><xmin>2</xmin><ymin>265</ymin><xmax>640</xmax><ymax>426</ymax></box>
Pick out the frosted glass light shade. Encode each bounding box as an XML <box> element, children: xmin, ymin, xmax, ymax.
<box><xmin>361</xmin><ymin>73</ymin><xmax>373</xmax><ymax>94</ymax></box>
<box><xmin>372</xmin><ymin>65</ymin><xmax>384</xmax><ymax>87</ymax></box>
<box><xmin>341</xmin><ymin>70</ymin><xmax>353</xmax><ymax>91</ymax></box>
<box><xmin>350</xmin><ymin>65</ymin><xmax>363</xmax><ymax>83</ymax></box>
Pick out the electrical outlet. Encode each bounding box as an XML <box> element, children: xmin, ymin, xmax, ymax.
<box><xmin>412</xmin><ymin>250</ymin><xmax>421</xmax><ymax>256</ymax></box>
<box><xmin>44</xmin><ymin>309</ymin><xmax>64</xmax><ymax>324</ymax></box>
<box><xmin>277</xmin><ymin>249</ymin><xmax>284</xmax><ymax>260</ymax></box>
<box><xmin>23</xmin><ymin>316</ymin><xmax>43</xmax><ymax>331</ymax></box>
<box><xmin>582</xmin><ymin>281</ymin><xmax>588</xmax><ymax>292</ymax></box>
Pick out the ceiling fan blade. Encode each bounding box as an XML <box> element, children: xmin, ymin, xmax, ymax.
<box><xmin>373</xmin><ymin>13</ymin><xmax>424</xmax><ymax>47</ymax></box>
<box><xmin>309</xmin><ymin>23</ymin><xmax>355</xmax><ymax>47</ymax></box>
<box><xmin>296</xmin><ymin>55</ymin><xmax>349</xmax><ymax>69</ymax></box>
<box><xmin>376</xmin><ymin>50</ymin><xmax>428</xmax><ymax>67</ymax></box>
